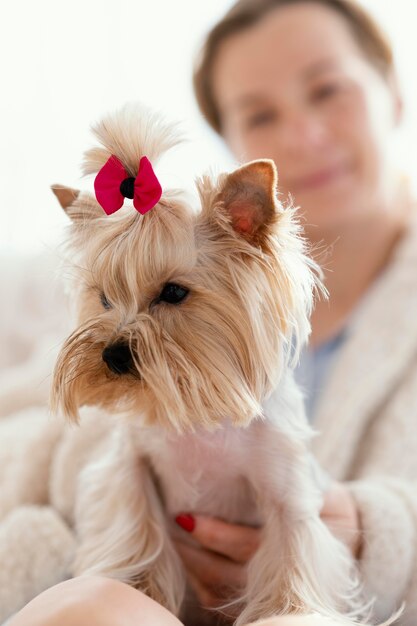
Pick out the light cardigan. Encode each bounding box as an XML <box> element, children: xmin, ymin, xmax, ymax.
<box><xmin>311</xmin><ymin>210</ymin><xmax>417</xmax><ymax>623</ymax></box>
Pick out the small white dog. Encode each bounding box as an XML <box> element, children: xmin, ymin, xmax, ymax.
<box><xmin>51</xmin><ymin>103</ymin><xmax>369</xmax><ymax>626</ymax></box>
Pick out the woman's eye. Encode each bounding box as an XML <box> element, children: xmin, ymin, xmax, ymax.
<box><xmin>311</xmin><ymin>83</ymin><xmax>340</xmax><ymax>102</ymax></box>
<box><xmin>100</xmin><ymin>292</ymin><xmax>112</xmax><ymax>310</ymax></box>
<box><xmin>158</xmin><ymin>283</ymin><xmax>189</xmax><ymax>304</ymax></box>
<box><xmin>246</xmin><ymin>110</ymin><xmax>277</xmax><ymax>129</ymax></box>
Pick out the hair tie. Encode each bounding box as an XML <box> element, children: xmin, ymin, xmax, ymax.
<box><xmin>119</xmin><ymin>177</ymin><xmax>135</xmax><ymax>199</ymax></box>
<box><xmin>94</xmin><ymin>155</ymin><xmax>162</xmax><ymax>215</ymax></box>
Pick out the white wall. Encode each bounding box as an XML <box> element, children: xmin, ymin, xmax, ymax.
<box><xmin>1</xmin><ymin>1</ymin><xmax>416</xmax><ymax>254</ymax></box>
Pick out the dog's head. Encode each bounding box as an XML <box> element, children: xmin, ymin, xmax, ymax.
<box><xmin>51</xmin><ymin>103</ymin><xmax>318</xmax><ymax>432</ymax></box>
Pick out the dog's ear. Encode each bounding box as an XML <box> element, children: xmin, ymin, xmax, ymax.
<box><xmin>51</xmin><ymin>184</ymin><xmax>80</xmax><ymax>211</ymax></box>
<box><xmin>51</xmin><ymin>184</ymin><xmax>103</xmax><ymax>221</ymax></box>
<box><xmin>216</xmin><ymin>159</ymin><xmax>282</xmax><ymax>247</ymax></box>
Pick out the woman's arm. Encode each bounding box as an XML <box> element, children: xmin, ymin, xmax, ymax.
<box><xmin>347</xmin><ymin>477</ymin><xmax>416</xmax><ymax>621</ymax></box>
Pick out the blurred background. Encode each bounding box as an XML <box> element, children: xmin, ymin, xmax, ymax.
<box><xmin>1</xmin><ymin>0</ymin><xmax>417</xmax><ymax>256</ymax></box>
<box><xmin>1</xmin><ymin>0</ymin><xmax>417</xmax><ymax>405</ymax></box>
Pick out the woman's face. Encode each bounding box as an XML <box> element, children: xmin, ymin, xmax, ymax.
<box><xmin>212</xmin><ymin>2</ymin><xmax>401</xmax><ymax>231</ymax></box>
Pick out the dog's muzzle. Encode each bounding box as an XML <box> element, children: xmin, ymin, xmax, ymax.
<box><xmin>102</xmin><ymin>342</ymin><xmax>134</xmax><ymax>375</ymax></box>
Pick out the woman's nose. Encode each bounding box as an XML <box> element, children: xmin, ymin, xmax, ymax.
<box><xmin>279</xmin><ymin>109</ymin><xmax>329</xmax><ymax>156</ymax></box>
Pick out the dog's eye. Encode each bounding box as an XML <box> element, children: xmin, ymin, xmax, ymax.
<box><xmin>159</xmin><ymin>283</ymin><xmax>189</xmax><ymax>304</ymax></box>
<box><xmin>100</xmin><ymin>292</ymin><xmax>112</xmax><ymax>310</ymax></box>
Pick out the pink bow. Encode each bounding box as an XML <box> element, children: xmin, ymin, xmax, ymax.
<box><xmin>94</xmin><ymin>154</ymin><xmax>162</xmax><ymax>215</ymax></box>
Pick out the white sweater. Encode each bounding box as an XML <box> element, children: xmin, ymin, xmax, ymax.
<box><xmin>311</xmin><ymin>211</ymin><xmax>417</xmax><ymax>623</ymax></box>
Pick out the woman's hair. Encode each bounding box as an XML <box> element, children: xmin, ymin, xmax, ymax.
<box><xmin>193</xmin><ymin>0</ymin><xmax>393</xmax><ymax>134</ymax></box>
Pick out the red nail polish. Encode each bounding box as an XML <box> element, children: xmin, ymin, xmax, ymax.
<box><xmin>175</xmin><ymin>513</ymin><xmax>195</xmax><ymax>532</ymax></box>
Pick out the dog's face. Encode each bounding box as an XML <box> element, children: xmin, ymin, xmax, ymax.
<box><xmin>51</xmin><ymin>160</ymin><xmax>315</xmax><ymax>432</ymax></box>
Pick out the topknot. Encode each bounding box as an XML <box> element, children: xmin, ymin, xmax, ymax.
<box><xmin>82</xmin><ymin>101</ymin><xmax>184</xmax><ymax>179</ymax></box>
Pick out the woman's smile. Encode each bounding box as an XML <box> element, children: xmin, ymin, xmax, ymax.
<box><xmin>288</xmin><ymin>161</ymin><xmax>354</xmax><ymax>192</ymax></box>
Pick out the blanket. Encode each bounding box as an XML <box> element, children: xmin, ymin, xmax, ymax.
<box><xmin>0</xmin><ymin>251</ymin><xmax>113</xmax><ymax>622</ymax></box>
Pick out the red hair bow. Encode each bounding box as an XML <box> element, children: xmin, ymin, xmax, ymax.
<box><xmin>94</xmin><ymin>155</ymin><xmax>162</xmax><ymax>215</ymax></box>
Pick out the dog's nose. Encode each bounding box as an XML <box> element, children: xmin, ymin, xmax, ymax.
<box><xmin>102</xmin><ymin>342</ymin><xmax>133</xmax><ymax>375</ymax></box>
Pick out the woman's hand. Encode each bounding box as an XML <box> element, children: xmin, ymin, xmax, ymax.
<box><xmin>173</xmin><ymin>514</ymin><xmax>260</xmax><ymax>615</ymax></box>
<box><xmin>173</xmin><ymin>482</ymin><xmax>362</xmax><ymax>615</ymax></box>
<box><xmin>320</xmin><ymin>481</ymin><xmax>363</xmax><ymax>559</ymax></box>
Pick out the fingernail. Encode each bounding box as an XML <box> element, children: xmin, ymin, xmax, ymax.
<box><xmin>175</xmin><ymin>513</ymin><xmax>195</xmax><ymax>532</ymax></box>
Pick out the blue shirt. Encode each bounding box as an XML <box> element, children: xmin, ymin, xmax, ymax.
<box><xmin>294</xmin><ymin>327</ymin><xmax>348</xmax><ymax>422</ymax></box>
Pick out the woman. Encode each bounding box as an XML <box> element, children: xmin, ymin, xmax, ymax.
<box><xmin>183</xmin><ymin>0</ymin><xmax>417</xmax><ymax>623</ymax></box>
<box><xmin>7</xmin><ymin>1</ymin><xmax>417</xmax><ymax>625</ymax></box>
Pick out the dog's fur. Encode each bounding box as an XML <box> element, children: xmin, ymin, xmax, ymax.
<box><xmin>51</xmin><ymin>102</ymin><xmax>370</xmax><ymax>626</ymax></box>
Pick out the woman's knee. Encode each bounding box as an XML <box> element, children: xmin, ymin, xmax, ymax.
<box><xmin>8</xmin><ymin>576</ymin><xmax>183</xmax><ymax>626</ymax></box>
<box><xmin>70</xmin><ymin>576</ymin><xmax>183</xmax><ymax>625</ymax></box>
<box><xmin>7</xmin><ymin>576</ymin><xmax>111</xmax><ymax>626</ymax></box>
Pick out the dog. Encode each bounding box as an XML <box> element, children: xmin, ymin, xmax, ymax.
<box><xmin>50</xmin><ymin>102</ymin><xmax>369</xmax><ymax>626</ymax></box>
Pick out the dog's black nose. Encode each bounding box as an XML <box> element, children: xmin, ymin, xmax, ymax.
<box><xmin>102</xmin><ymin>343</ymin><xmax>133</xmax><ymax>375</ymax></box>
